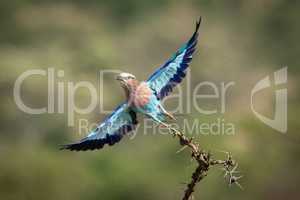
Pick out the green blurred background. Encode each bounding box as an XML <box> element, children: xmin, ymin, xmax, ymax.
<box><xmin>1</xmin><ymin>0</ymin><xmax>300</xmax><ymax>199</ymax></box>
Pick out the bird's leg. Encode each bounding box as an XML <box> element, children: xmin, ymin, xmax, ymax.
<box><xmin>149</xmin><ymin>114</ymin><xmax>171</xmax><ymax>128</ymax></box>
<box><xmin>159</xmin><ymin>121</ymin><xmax>171</xmax><ymax>128</ymax></box>
<box><xmin>152</xmin><ymin>117</ymin><xmax>178</xmax><ymax>137</ymax></box>
<box><xmin>148</xmin><ymin>113</ymin><xmax>179</xmax><ymax>138</ymax></box>
<box><xmin>159</xmin><ymin>104</ymin><xmax>176</xmax><ymax>121</ymax></box>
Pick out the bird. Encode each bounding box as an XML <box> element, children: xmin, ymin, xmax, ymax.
<box><xmin>61</xmin><ymin>17</ymin><xmax>201</xmax><ymax>151</ymax></box>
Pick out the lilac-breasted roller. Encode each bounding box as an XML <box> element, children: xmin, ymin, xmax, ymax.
<box><xmin>61</xmin><ymin>18</ymin><xmax>201</xmax><ymax>151</ymax></box>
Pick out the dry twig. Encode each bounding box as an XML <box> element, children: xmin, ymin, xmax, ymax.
<box><xmin>168</xmin><ymin>127</ymin><xmax>242</xmax><ymax>200</ymax></box>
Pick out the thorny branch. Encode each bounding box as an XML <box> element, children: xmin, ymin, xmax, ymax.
<box><xmin>168</xmin><ymin>127</ymin><xmax>243</xmax><ymax>200</ymax></box>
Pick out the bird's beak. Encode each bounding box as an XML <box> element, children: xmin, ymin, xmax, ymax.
<box><xmin>116</xmin><ymin>75</ymin><xmax>121</xmax><ymax>81</ymax></box>
<box><xmin>116</xmin><ymin>75</ymin><xmax>123</xmax><ymax>81</ymax></box>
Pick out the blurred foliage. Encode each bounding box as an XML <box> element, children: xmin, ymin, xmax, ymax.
<box><xmin>0</xmin><ymin>0</ymin><xmax>300</xmax><ymax>200</ymax></box>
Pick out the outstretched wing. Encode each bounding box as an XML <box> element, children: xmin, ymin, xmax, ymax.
<box><xmin>147</xmin><ymin>17</ymin><xmax>201</xmax><ymax>100</ymax></box>
<box><xmin>61</xmin><ymin>103</ymin><xmax>138</xmax><ymax>151</ymax></box>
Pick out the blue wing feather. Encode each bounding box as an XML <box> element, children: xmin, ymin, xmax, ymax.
<box><xmin>61</xmin><ymin>103</ymin><xmax>138</xmax><ymax>151</ymax></box>
<box><xmin>147</xmin><ymin>18</ymin><xmax>201</xmax><ymax>100</ymax></box>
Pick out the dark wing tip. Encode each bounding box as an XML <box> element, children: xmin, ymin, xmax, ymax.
<box><xmin>59</xmin><ymin>143</ymin><xmax>83</xmax><ymax>151</ymax></box>
<box><xmin>188</xmin><ymin>17</ymin><xmax>202</xmax><ymax>44</ymax></box>
<box><xmin>59</xmin><ymin>144</ymin><xmax>67</xmax><ymax>150</ymax></box>
<box><xmin>59</xmin><ymin>137</ymin><xmax>103</xmax><ymax>151</ymax></box>
<box><xmin>195</xmin><ymin>16</ymin><xmax>202</xmax><ymax>33</ymax></box>
<box><xmin>59</xmin><ymin>143</ymin><xmax>78</xmax><ymax>151</ymax></box>
<box><xmin>59</xmin><ymin>140</ymin><xmax>106</xmax><ymax>151</ymax></box>
<box><xmin>59</xmin><ymin>132</ymin><xmax>126</xmax><ymax>151</ymax></box>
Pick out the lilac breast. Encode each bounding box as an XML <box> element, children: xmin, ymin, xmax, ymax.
<box><xmin>129</xmin><ymin>82</ymin><xmax>152</xmax><ymax>108</ymax></box>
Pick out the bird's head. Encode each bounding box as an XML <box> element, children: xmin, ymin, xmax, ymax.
<box><xmin>116</xmin><ymin>72</ymin><xmax>136</xmax><ymax>85</ymax></box>
<box><xmin>116</xmin><ymin>72</ymin><xmax>137</xmax><ymax>97</ymax></box>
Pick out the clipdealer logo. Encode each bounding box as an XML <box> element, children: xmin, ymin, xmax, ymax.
<box><xmin>13</xmin><ymin>67</ymin><xmax>288</xmax><ymax>134</ymax></box>
<box><xmin>250</xmin><ymin>67</ymin><xmax>288</xmax><ymax>133</ymax></box>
